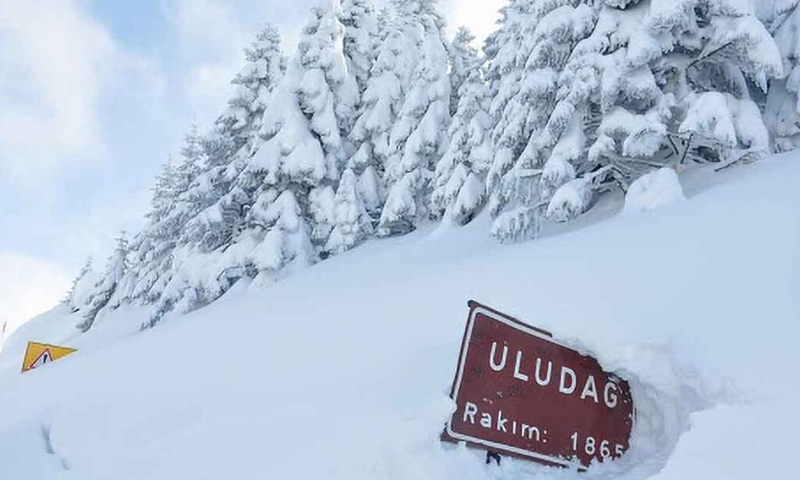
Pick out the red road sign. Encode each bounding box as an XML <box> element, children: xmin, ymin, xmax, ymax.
<box><xmin>443</xmin><ymin>301</ymin><xmax>634</xmax><ymax>468</ymax></box>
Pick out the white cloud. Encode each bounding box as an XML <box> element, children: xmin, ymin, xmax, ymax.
<box><xmin>168</xmin><ymin>0</ymin><xmax>251</xmax><ymax>118</ymax></box>
<box><xmin>0</xmin><ymin>0</ymin><xmax>162</xmax><ymax>184</ymax></box>
<box><xmin>0</xmin><ymin>252</ymin><xmax>71</xmax><ymax>333</ymax></box>
<box><xmin>0</xmin><ymin>0</ymin><xmax>505</xmax><ymax>187</ymax></box>
<box><xmin>59</xmin><ymin>186</ymin><xmax>152</xmax><ymax>265</ymax></box>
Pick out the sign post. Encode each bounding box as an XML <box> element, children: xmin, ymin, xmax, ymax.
<box><xmin>443</xmin><ymin>301</ymin><xmax>634</xmax><ymax>468</ymax></box>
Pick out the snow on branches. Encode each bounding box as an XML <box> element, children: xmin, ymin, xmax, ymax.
<box><xmin>487</xmin><ymin>0</ymin><xmax>782</xmax><ymax>242</ymax></box>
<box><xmin>75</xmin><ymin>0</ymin><xmax>796</xmax><ymax>331</ymax></box>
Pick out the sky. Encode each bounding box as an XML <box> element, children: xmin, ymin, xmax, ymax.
<box><xmin>0</xmin><ymin>0</ymin><xmax>504</xmax><ymax>332</ymax></box>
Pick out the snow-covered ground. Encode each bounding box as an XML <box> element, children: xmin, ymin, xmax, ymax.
<box><xmin>0</xmin><ymin>154</ymin><xmax>798</xmax><ymax>480</ymax></box>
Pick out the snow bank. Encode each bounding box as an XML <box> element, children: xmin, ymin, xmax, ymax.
<box><xmin>0</xmin><ymin>155</ymin><xmax>798</xmax><ymax>480</ymax></box>
<box><xmin>624</xmin><ymin>168</ymin><xmax>686</xmax><ymax>214</ymax></box>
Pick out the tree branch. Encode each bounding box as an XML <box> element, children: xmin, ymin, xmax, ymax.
<box><xmin>687</xmin><ymin>41</ymin><xmax>733</xmax><ymax>71</ymax></box>
<box><xmin>770</xmin><ymin>0</ymin><xmax>800</xmax><ymax>35</ymax></box>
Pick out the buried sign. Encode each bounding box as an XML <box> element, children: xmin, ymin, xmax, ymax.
<box><xmin>22</xmin><ymin>342</ymin><xmax>77</xmax><ymax>373</ymax></box>
<box><xmin>442</xmin><ymin>301</ymin><xmax>634</xmax><ymax>468</ymax></box>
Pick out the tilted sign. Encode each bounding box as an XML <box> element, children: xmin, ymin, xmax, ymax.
<box><xmin>22</xmin><ymin>342</ymin><xmax>77</xmax><ymax>373</ymax></box>
<box><xmin>442</xmin><ymin>301</ymin><xmax>634</xmax><ymax>468</ymax></box>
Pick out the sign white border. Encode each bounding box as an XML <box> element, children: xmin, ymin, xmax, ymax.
<box><xmin>445</xmin><ymin>306</ymin><xmax>579</xmax><ymax>468</ymax></box>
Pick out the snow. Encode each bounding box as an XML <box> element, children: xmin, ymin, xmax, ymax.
<box><xmin>547</xmin><ymin>177</ymin><xmax>592</xmax><ymax>222</ymax></box>
<box><xmin>66</xmin><ymin>270</ymin><xmax>102</xmax><ymax>313</ymax></box>
<box><xmin>650</xmin><ymin>403</ymin><xmax>794</xmax><ymax>480</ymax></box>
<box><xmin>1</xmin><ymin>154</ymin><xmax>799</xmax><ymax>479</ymax></box>
<box><xmin>680</xmin><ymin>93</ymin><xmax>771</xmax><ymax>153</ymax></box>
<box><xmin>623</xmin><ymin>168</ymin><xmax>686</xmax><ymax>214</ymax></box>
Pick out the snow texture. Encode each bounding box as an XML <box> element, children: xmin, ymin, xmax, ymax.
<box><xmin>1</xmin><ymin>153</ymin><xmax>799</xmax><ymax>480</ymax></box>
<box><xmin>623</xmin><ymin>168</ymin><xmax>687</xmax><ymax>214</ymax></box>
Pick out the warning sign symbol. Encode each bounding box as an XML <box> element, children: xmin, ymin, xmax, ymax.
<box><xmin>30</xmin><ymin>349</ymin><xmax>53</xmax><ymax>368</ymax></box>
<box><xmin>22</xmin><ymin>342</ymin><xmax>77</xmax><ymax>373</ymax></box>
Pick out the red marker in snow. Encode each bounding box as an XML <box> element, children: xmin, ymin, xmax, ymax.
<box><xmin>443</xmin><ymin>301</ymin><xmax>634</xmax><ymax>468</ymax></box>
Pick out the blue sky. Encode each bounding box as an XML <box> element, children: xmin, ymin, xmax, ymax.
<box><xmin>0</xmin><ymin>0</ymin><xmax>502</xmax><ymax>330</ymax></box>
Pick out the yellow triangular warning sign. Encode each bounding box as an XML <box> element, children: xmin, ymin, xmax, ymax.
<box><xmin>22</xmin><ymin>342</ymin><xmax>77</xmax><ymax>373</ymax></box>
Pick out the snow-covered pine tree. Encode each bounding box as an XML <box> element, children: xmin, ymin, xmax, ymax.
<box><xmin>490</xmin><ymin>0</ymin><xmax>783</xmax><ymax>242</ymax></box>
<box><xmin>64</xmin><ymin>257</ymin><xmax>95</xmax><ymax>313</ymax></box>
<box><xmin>224</xmin><ymin>25</ymin><xmax>285</xmax><ymax>152</ymax></box>
<box><xmin>139</xmin><ymin>5</ymin><xmax>368</xmax><ymax>324</ymax></box>
<box><xmin>132</xmin><ymin>28</ymin><xmax>287</xmax><ymax>328</ymax></box>
<box><xmin>765</xmin><ymin>0</ymin><xmax>800</xmax><ymax>151</ymax></box>
<box><xmin>184</xmin><ymin>26</ymin><xmax>285</xmax><ymax>255</ymax></box>
<box><xmin>483</xmin><ymin>0</ymin><xmax>534</xmax><ymax>91</ymax></box>
<box><xmin>149</xmin><ymin>158</ymin><xmax>179</xmax><ymax>224</ymax></box>
<box><xmin>132</xmin><ymin>29</ymin><xmax>288</xmax><ymax>328</ymax></box>
<box><xmin>296</xmin><ymin>2</ymin><xmax>361</xmax><ymax>249</ymax></box>
<box><xmin>76</xmin><ymin>234</ymin><xmax>129</xmax><ymax>332</ymax></box>
<box><xmin>325</xmin><ymin>1</ymin><xmax>383</xmax><ymax>250</ymax></box>
<box><xmin>120</xmin><ymin>157</ymin><xmax>180</xmax><ymax>306</ymax></box>
<box><xmin>483</xmin><ymin>0</ymin><xmax>536</xmax><ymax>193</ymax></box>
<box><xmin>153</xmin><ymin>125</ymin><xmax>208</xmax><ymax>256</ymax></box>
<box><xmin>123</xmin><ymin>128</ymin><xmax>208</xmax><ymax>327</ymax></box>
<box><xmin>556</xmin><ymin>0</ymin><xmax>782</xmax><ymax>216</ymax></box>
<box><xmin>447</xmin><ymin>27</ymin><xmax>477</xmax><ymax>116</ymax></box>
<box><xmin>431</xmin><ymin>28</ymin><xmax>494</xmax><ymax>225</ymax></box>
<box><xmin>236</xmin><ymin>67</ymin><xmax>323</xmax><ymax>282</ymax></box>
<box><xmin>325</xmin><ymin>168</ymin><xmax>374</xmax><ymax>253</ymax></box>
<box><xmin>378</xmin><ymin>0</ymin><xmax>451</xmax><ymax>235</ymax></box>
<box><xmin>175</xmin><ymin>124</ymin><xmax>205</xmax><ymax>190</ymax></box>
<box><xmin>234</xmin><ymin>2</ymin><xmax>364</xmax><ymax>283</ymax></box>
<box><xmin>341</xmin><ymin>0</ymin><xmax>380</xmax><ymax>95</ymax></box>
<box><xmin>348</xmin><ymin>3</ymin><xmax>414</xmax><ymax>224</ymax></box>
<box><xmin>487</xmin><ymin>0</ymin><xmax>596</xmax><ymax>241</ymax></box>
<box><xmin>148</xmin><ymin>127</ymin><xmax>205</xmax><ymax>269</ymax></box>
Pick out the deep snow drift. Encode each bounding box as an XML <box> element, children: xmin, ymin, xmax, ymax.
<box><xmin>0</xmin><ymin>155</ymin><xmax>798</xmax><ymax>480</ymax></box>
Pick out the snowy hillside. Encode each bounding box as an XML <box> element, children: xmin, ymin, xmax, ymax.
<box><xmin>1</xmin><ymin>153</ymin><xmax>798</xmax><ymax>480</ymax></box>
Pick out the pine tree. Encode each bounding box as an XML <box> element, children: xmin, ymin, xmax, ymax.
<box><xmin>483</xmin><ymin>0</ymin><xmax>537</xmax><ymax>192</ymax></box>
<box><xmin>378</xmin><ymin>0</ymin><xmax>451</xmax><ymax>235</ymax></box>
<box><xmin>325</xmin><ymin>168</ymin><xmax>374</xmax><ymax>253</ymax></box>
<box><xmin>432</xmin><ymin>28</ymin><xmax>493</xmax><ymax>225</ymax></box>
<box><xmin>341</xmin><ymin>0</ymin><xmax>380</xmax><ymax>95</ymax></box>
<box><xmin>447</xmin><ymin>27</ymin><xmax>478</xmax><ymax>116</ymax></box>
<box><xmin>766</xmin><ymin>0</ymin><xmax>800</xmax><ymax>151</ymax></box>
<box><xmin>248</xmin><ymin>189</ymin><xmax>315</xmax><ymax>278</ymax></box>
<box><xmin>139</xmin><ymin>25</ymin><xmax>286</xmax><ymax>326</ymax></box>
<box><xmin>490</xmin><ymin>0</ymin><xmax>783</xmax><ymax>242</ymax></box>
<box><xmin>176</xmin><ymin>125</ymin><xmax>205</xmax><ymax>191</ymax></box>
<box><xmin>348</xmin><ymin>5</ymin><xmax>411</xmax><ymax>222</ymax></box>
<box><xmin>55</xmin><ymin>0</ymin><xmax>800</xmax><ymax>334</ymax></box>
<box><xmin>487</xmin><ymin>0</ymin><xmax>596</xmax><ymax>241</ymax></box>
<box><xmin>77</xmin><ymin>234</ymin><xmax>129</xmax><ymax>332</ymax></box>
<box><xmin>137</xmin><ymin>29</ymin><xmax>289</xmax><ymax>326</ymax></box>
<box><xmin>566</xmin><ymin>0</ymin><xmax>782</xmax><ymax>214</ymax></box>
<box><xmin>296</xmin><ymin>3</ymin><xmax>361</xmax><ymax>249</ymax></box>
<box><xmin>64</xmin><ymin>257</ymin><xmax>95</xmax><ymax>313</ymax></box>
<box><xmin>184</xmin><ymin>27</ymin><xmax>285</xmax><ymax>255</ymax></box>
<box><xmin>122</xmin><ymin>158</ymin><xmax>180</xmax><ymax>305</ymax></box>
<box><xmin>149</xmin><ymin>158</ymin><xmax>178</xmax><ymax>224</ymax></box>
<box><xmin>147</xmin><ymin>127</ymin><xmax>205</xmax><ymax>293</ymax></box>
<box><xmin>225</xmin><ymin>25</ymin><xmax>285</xmax><ymax>152</ymax></box>
<box><xmin>235</xmin><ymin>64</ymin><xmax>330</xmax><ymax>282</ymax></box>
<box><xmin>298</xmin><ymin>5</ymin><xmax>359</xmax><ymax>165</ymax></box>
<box><xmin>120</xmin><ymin>127</ymin><xmax>208</xmax><ymax>328</ymax></box>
